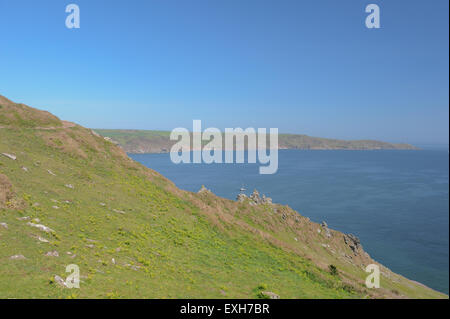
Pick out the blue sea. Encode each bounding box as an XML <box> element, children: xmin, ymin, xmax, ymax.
<box><xmin>130</xmin><ymin>149</ymin><xmax>449</xmax><ymax>294</ymax></box>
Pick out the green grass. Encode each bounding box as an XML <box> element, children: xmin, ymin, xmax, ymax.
<box><xmin>0</xmin><ymin>101</ymin><xmax>444</xmax><ymax>299</ymax></box>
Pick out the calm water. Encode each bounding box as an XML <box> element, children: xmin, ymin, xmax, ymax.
<box><xmin>130</xmin><ymin>150</ymin><xmax>449</xmax><ymax>294</ymax></box>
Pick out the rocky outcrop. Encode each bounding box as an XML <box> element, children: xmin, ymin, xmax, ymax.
<box><xmin>198</xmin><ymin>185</ymin><xmax>211</xmax><ymax>194</ymax></box>
<box><xmin>321</xmin><ymin>221</ymin><xmax>332</xmax><ymax>238</ymax></box>
<box><xmin>246</xmin><ymin>189</ymin><xmax>273</xmax><ymax>205</ymax></box>
<box><xmin>344</xmin><ymin>233</ymin><xmax>362</xmax><ymax>255</ymax></box>
<box><xmin>236</xmin><ymin>193</ymin><xmax>247</xmax><ymax>202</ymax></box>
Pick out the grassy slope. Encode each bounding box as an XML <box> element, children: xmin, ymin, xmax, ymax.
<box><xmin>94</xmin><ymin>129</ymin><xmax>418</xmax><ymax>154</ymax></box>
<box><xmin>0</xmin><ymin>95</ymin><xmax>445</xmax><ymax>299</ymax></box>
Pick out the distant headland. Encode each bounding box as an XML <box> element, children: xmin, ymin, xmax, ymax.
<box><xmin>94</xmin><ymin>129</ymin><xmax>418</xmax><ymax>154</ymax></box>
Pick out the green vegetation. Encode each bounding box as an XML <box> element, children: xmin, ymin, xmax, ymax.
<box><xmin>0</xmin><ymin>95</ymin><xmax>444</xmax><ymax>299</ymax></box>
<box><xmin>329</xmin><ymin>265</ymin><xmax>338</xmax><ymax>276</ymax></box>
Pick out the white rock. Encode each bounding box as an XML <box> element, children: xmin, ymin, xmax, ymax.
<box><xmin>260</xmin><ymin>291</ymin><xmax>280</xmax><ymax>299</ymax></box>
<box><xmin>47</xmin><ymin>169</ymin><xmax>56</xmax><ymax>176</ymax></box>
<box><xmin>0</xmin><ymin>222</ymin><xmax>7</xmax><ymax>229</ymax></box>
<box><xmin>37</xmin><ymin>236</ymin><xmax>49</xmax><ymax>243</ymax></box>
<box><xmin>10</xmin><ymin>254</ymin><xmax>26</xmax><ymax>260</ymax></box>
<box><xmin>1</xmin><ymin>153</ymin><xmax>16</xmax><ymax>160</ymax></box>
<box><xmin>27</xmin><ymin>222</ymin><xmax>54</xmax><ymax>233</ymax></box>
<box><xmin>54</xmin><ymin>275</ymin><xmax>68</xmax><ymax>288</ymax></box>
<box><xmin>45</xmin><ymin>251</ymin><xmax>59</xmax><ymax>257</ymax></box>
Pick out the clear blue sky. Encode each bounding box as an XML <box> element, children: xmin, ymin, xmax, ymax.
<box><xmin>1</xmin><ymin>0</ymin><xmax>448</xmax><ymax>144</ymax></box>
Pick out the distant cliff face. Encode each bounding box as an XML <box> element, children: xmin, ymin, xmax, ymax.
<box><xmin>94</xmin><ymin>129</ymin><xmax>418</xmax><ymax>154</ymax></box>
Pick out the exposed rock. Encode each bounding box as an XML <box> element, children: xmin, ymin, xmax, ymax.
<box><xmin>1</xmin><ymin>153</ymin><xmax>16</xmax><ymax>160</ymax></box>
<box><xmin>198</xmin><ymin>185</ymin><xmax>210</xmax><ymax>194</ymax></box>
<box><xmin>112</xmin><ymin>258</ymin><xmax>116</xmax><ymax>265</ymax></box>
<box><xmin>45</xmin><ymin>251</ymin><xmax>59</xmax><ymax>257</ymax></box>
<box><xmin>21</xmin><ymin>166</ymin><xmax>28</xmax><ymax>172</ymax></box>
<box><xmin>321</xmin><ymin>221</ymin><xmax>332</xmax><ymax>238</ymax></box>
<box><xmin>65</xmin><ymin>184</ymin><xmax>74</xmax><ymax>189</ymax></box>
<box><xmin>32</xmin><ymin>218</ymin><xmax>40</xmax><ymax>223</ymax></box>
<box><xmin>47</xmin><ymin>169</ymin><xmax>56</xmax><ymax>176</ymax></box>
<box><xmin>113</xmin><ymin>209</ymin><xmax>125</xmax><ymax>214</ymax></box>
<box><xmin>17</xmin><ymin>216</ymin><xmax>30</xmax><ymax>221</ymax></box>
<box><xmin>244</xmin><ymin>189</ymin><xmax>273</xmax><ymax>205</ymax></box>
<box><xmin>260</xmin><ymin>291</ymin><xmax>280</xmax><ymax>299</ymax></box>
<box><xmin>27</xmin><ymin>222</ymin><xmax>54</xmax><ymax>233</ymax></box>
<box><xmin>52</xmin><ymin>205</ymin><xmax>59</xmax><ymax>209</ymax></box>
<box><xmin>54</xmin><ymin>275</ymin><xmax>68</xmax><ymax>288</ymax></box>
<box><xmin>261</xmin><ymin>194</ymin><xmax>272</xmax><ymax>204</ymax></box>
<box><xmin>99</xmin><ymin>202</ymin><xmax>106</xmax><ymax>207</ymax></box>
<box><xmin>0</xmin><ymin>222</ymin><xmax>7</xmax><ymax>229</ymax></box>
<box><xmin>236</xmin><ymin>193</ymin><xmax>247</xmax><ymax>202</ymax></box>
<box><xmin>10</xmin><ymin>254</ymin><xmax>26</xmax><ymax>260</ymax></box>
<box><xmin>37</xmin><ymin>236</ymin><xmax>49</xmax><ymax>243</ymax></box>
<box><xmin>344</xmin><ymin>233</ymin><xmax>362</xmax><ymax>255</ymax></box>
<box><xmin>249</xmin><ymin>189</ymin><xmax>261</xmax><ymax>204</ymax></box>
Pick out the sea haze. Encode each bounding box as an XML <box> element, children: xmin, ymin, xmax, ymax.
<box><xmin>130</xmin><ymin>150</ymin><xmax>449</xmax><ymax>294</ymax></box>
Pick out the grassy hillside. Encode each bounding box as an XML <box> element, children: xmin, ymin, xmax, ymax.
<box><xmin>0</xmin><ymin>95</ymin><xmax>444</xmax><ymax>299</ymax></box>
<box><xmin>95</xmin><ymin>129</ymin><xmax>418</xmax><ymax>154</ymax></box>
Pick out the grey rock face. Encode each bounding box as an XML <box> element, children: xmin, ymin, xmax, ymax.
<box><xmin>236</xmin><ymin>193</ymin><xmax>247</xmax><ymax>202</ymax></box>
<box><xmin>321</xmin><ymin>221</ymin><xmax>332</xmax><ymax>238</ymax></box>
<box><xmin>344</xmin><ymin>233</ymin><xmax>362</xmax><ymax>255</ymax></box>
